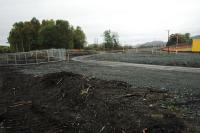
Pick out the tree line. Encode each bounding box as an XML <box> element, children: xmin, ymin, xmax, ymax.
<box><xmin>103</xmin><ymin>30</ymin><xmax>120</xmax><ymax>49</ymax></box>
<box><xmin>8</xmin><ymin>17</ymin><xmax>86</xmax><ymax>52</ymax></box>
<box><xmin>86</xmin><ymin>30</ymin><xmax>134</xmax><ymax>51</ymax></box>
<box><xmin>167</xmin><ymin>33</ymin><xmax>192</xmax><ymax>46</ymax></box>
<box><xmin>86</xmin><ymin>30</ymin><xmax>122</xmax><ymax>50</ymax></box>
<box><xmin>0</xmin><ymin>46</ymin><xmax>11</xmax><ymax>53</ymax></box>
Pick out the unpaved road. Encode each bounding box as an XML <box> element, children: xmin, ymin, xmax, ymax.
<box><xmin>19</xmin><ymin>55</ymin><xmax>200</xmax><ymax>95</ymax></box>
<box><xmin>72</xmin><ymin>55</ymin><xmax>200</xmax><ymax>74</ymax></box>
<box><xmin>1</xmin><ymin>54</ymin><xmax>200</xmax><ymax>132</ymax></box>
<box><xmin>86</xmin><ymin>52</ymin><xmax>200</xmax><ymax>68</ymax></box>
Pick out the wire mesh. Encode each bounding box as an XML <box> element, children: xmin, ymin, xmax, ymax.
<box><xmin>0</xmin><ymin>49</ymin><xmax>66</xmax><ymax>66</ymax></box>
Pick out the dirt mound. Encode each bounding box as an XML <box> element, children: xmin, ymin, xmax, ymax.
<box><xmin>0</xmin><ymin>68</ymin><xmax>194</xmax><ymax>133</ymax></box>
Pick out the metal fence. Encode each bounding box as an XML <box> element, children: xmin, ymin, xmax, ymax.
<box><xmin>0</xmin><ymin>49</ymin><xmax>66</xmax><ymax>66</ymax></box>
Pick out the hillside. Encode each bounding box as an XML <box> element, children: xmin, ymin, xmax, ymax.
<box><xmin>192</xmin><ymin>35</ymin><xmax>200</xmax><ymax>39</ymax></box>
<box><xmin>137</xmin><ymin>41</ymin><xmax>166</xmax><ymax>48</ymax></box>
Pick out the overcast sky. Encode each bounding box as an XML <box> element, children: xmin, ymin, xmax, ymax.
<box><xmin>0</xmin><ymin>0</ymin><xmax>200</xmax><ymax>46</ymax></box>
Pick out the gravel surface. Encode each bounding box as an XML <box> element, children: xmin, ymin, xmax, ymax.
<box><xmin>86</xmin><ymin>52</ymin><xmax>200</xmax><ymax>67</ymax></box>
<box><xmin>72</xmin><ymin>55</ymin><xmax>200</xmax><ymax>73</ymax></box>
<box><xmin>19</xmin><ymin>55</ymin><xmax>200</xmax><ymax>121</ymax></box>
<box><xmin>1</xmin><ymin>67</ymin><xmax>198</xmax><ymax>132</ymax></box>
<box><xmin>1</xmin><ymin>55</ymin><xmax>200</xmax><ymax>132</ymax></box>
<box><xmin>20</xmin><ymin>60</ymin><xmax>200</xmax><ymax>93</ymax></box>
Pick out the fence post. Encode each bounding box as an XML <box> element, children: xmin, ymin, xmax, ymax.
<box><xmin>59</xmin><ymin>49</ymin><xmax>62</xmax><ymax>61</ymax></box>
<box><xmin>47</xmin><ymin>50</ymin><xmax>50</xmax><ymax>62</ymax></box>
<box><xmin>67</xmin><ymin>53</ymin><xmax>70</xmax><ymax>62</ymax></box>
<box><xmin>25</xmin><ymin>52</ymin><xmax>27</xmax><ymax>64</ymax></box>
<box><xmin>15</xmin><ymin>54</ymin><xmax>17</xmax><ymax>64</ymax></box>
<box><xmin>52</xmin><ymin>49</ymin><xmax>54</xmax><ymax>60</ymax></box>
<box><xmin>176</xmin><ymin>50</ymin><xmax>178</xmax><ymax>54</ymax></box>
<box><xmin>36</xmin><ymin>51</ymin><xmax>38</xmax><ymax>64</ymax></box>
<box><xmin>135</xmin><ymin>48</ymin><xmax>138</xmax><ymax>53</ymax></box>
<box><xmin>19</xmin><ymin>53</ymin><xmax>21</xmax><ymax>64</ymax></box>
<box><xmin>6</xmin><ymin>55</ymin><xmax>8</xmax><ymax>64</ymax></box>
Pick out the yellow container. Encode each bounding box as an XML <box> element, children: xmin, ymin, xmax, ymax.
<box><xmin>192</xmin><ymin>39</ymin><xmax>200</xmax><ymax>52</ymax></box>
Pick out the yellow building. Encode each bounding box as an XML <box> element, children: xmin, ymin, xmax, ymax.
<box><xmin>192</xmin><ymin>39</ymin><xmax>200</xmax><ymax>52</ymax></box>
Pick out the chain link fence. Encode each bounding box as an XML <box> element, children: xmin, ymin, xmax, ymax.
<box><xmin>0</xmin><ymin>49</ymin><xmax>67</xmax><ymax>66</ymax></box>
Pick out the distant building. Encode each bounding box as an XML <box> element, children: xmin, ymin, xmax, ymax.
<box><xmin>192</xmin><ymin>39</ymin><xmax>200</xmax><ymax>52</ymax></box>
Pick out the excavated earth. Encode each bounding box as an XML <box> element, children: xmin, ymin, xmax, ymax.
<box><xmin>0</xmin><ymin>67</ymin><xmax>199</xmax><ymax>133</ymax></box>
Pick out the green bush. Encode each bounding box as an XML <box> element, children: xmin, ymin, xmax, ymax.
<box><xmin>0</xmin><ymin>46</ymin><xmax>12</xmax><ymax>53</ymax></box>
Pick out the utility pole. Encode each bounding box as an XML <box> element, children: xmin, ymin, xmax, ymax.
<box><xmin>94</xmin><ymin>38</ymin><xmax>97</xmax><ymax>44</ymax></box>
<box><xmin>167</xmin><ymin>30</ymin><xmax>170</xmax><ymax>41</ymax></box>
<box><xmin>176</xmin><ymin>34</ymin><xmax>179</xmax><ymax>45</ymax></box>
<box><xmin>94</xmin><ymin>38</ymin><xmax>99</xmax><ymax>45</ymax></box>
<box><xmin>96</xmin><ymin>38</ymin><xmax>99</xmax><ymax>45</ymax></box>
<box><xmin>176</xmin><ymin>34</ymin><xmax>179</xmax><ymax>54</ymax></box>
<box><xmin>167</xmin><ymin>30</ymin><xmax>170</xmax><ymax>53</ymax></box>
